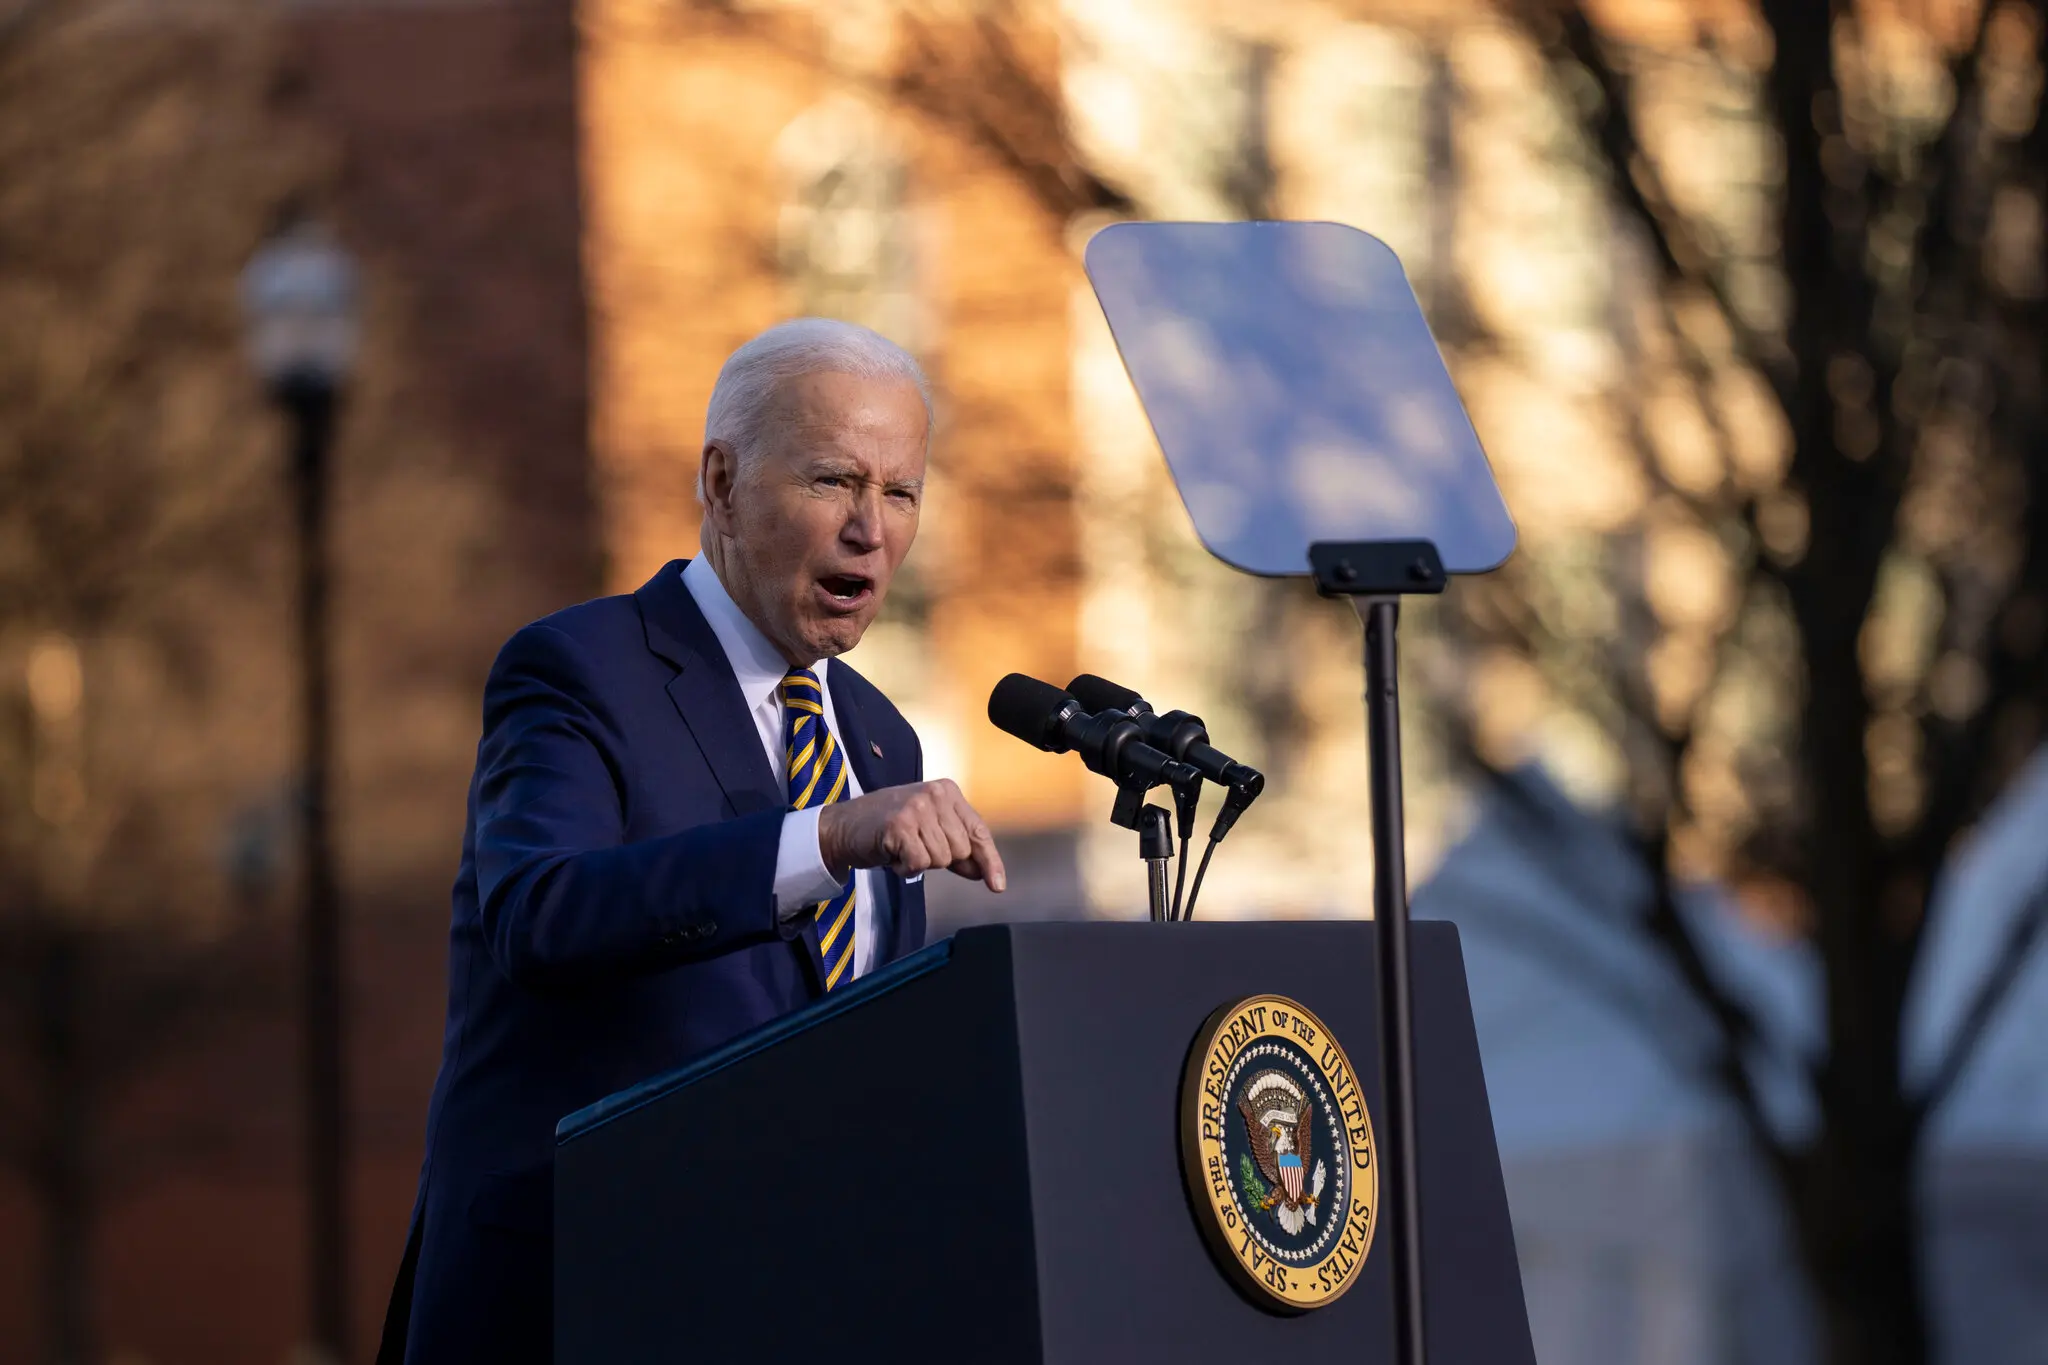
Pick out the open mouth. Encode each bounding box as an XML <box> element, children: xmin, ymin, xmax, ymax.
<box><xmin>816</xmin><ymin>573</ymin><xmax>874</xmax><ymax>608</ymax></box>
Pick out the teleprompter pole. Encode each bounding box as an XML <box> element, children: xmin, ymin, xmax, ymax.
<box><xmin>1361</xmin><ymin>597</ymin><xmax>1423</xmax><ymax>1365</ymax></box>
<box><xmin>1308</xmin><ymin>539</ymin><xmax>1444</xmax><ymax>1365</ymax></box>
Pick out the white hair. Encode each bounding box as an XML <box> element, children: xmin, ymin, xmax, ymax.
<box><xmin>697</xmin><ymin>317</ymin><xmax>932</xmax><ymax>501</ymax></box>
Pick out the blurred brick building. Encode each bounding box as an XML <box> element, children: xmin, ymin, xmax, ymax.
<box><xmin>0</xmin><ymin>0</ymin><xmax>596</xmax><ymax>1358</ymax></box>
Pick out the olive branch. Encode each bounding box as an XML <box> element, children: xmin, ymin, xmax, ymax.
<box><xmin>1239</xmin><ymin>1152</ymin><xmax>1275</xmax><ymax>1211</ymax></box>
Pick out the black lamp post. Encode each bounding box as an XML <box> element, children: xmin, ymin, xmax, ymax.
<box><xmin>241</xmin><ymin>214</ymin><xmax>360</xmax><ymax>1365</ymax></box>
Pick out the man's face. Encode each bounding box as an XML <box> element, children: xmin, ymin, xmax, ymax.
<box><xmin>701</xmin><ymin>370</ymin><xmax>927</xmax><ymax>665</ymax></box>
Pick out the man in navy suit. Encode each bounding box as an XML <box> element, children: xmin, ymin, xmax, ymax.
<box><xmin>378</xmin><ymin>318</ymin><xmax>1006</xmax><ymax>1363</ymax></box>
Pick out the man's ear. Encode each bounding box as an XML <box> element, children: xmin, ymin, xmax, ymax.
<box><xmin>700</xmin><ymin>440</ymin><xmax>738</xmax><ymax>537</ymax></box>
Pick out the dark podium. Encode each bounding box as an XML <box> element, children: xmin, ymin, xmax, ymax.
<box><xmin>554</xmin><ymin>921</ymin><xmax>1533</xmax><ymax>1363</ymax></box>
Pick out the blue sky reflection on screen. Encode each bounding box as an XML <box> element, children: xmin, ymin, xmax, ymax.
<box><xmin>1084</xmin><ymin>220</ymin><xmax>1517</xmax><ymax>577</ymax></box>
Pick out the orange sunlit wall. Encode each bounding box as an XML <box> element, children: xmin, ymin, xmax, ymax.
<box><xmin>576</xmin><ymin>0</ymin><xmax>1084</xmax><ymax>827</ymax></box>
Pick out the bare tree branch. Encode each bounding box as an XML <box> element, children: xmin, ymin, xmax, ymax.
<box><xmin>1892</xmin><ymin>0</ymin><xmax>2002</xmax><ymax>328</ymax></box>
<box><xmin>891</xmin><ymin>9</ymin><xmax>1133</xmax><ymax>222</ymax></box>
<box><xmin>1641</xmin><ymin>828</ymin><xmax>1800</xmax><ymax>1173</ymax></box>
<box><xmin>656</xmin><ymin>0</ymin><xmax>1128</xmax><ymax>230</ymax></box>
<box><xmin>1914</xmin><ymin>881</ymin><xmax>2048</xmax><ymax>1120</ymax></box>
<box><xmin>1506</xmin><ymin>3</ymin><xmax>1792</xmax><ymax>401</ymax></box>
<box><xmin>1912</xmin><ymin>12</ymin><xmax>2048</xmax><ymax>873</ymax></box>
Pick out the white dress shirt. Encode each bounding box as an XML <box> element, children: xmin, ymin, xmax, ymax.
<box><xmin>682</xmin><ymin>557</ymin><xmax>878</xmax><ymax>979</ymax></box>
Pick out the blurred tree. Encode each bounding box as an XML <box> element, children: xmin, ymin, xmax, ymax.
<box><xmin>1445</xmin><ymin>4</ymin><xmax>2048</xmax><ymax>1363</ymax></box>
<box><xmin>0</xmin><ymin>0</ymin><xmax>318</xmax><ymax>1360</ymax></box>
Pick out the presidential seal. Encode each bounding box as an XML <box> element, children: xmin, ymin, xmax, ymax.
<box><xmin>1179</xmin><ymin>995</ymin><xmax>1378</xmax><ymax>1312</ymax></box>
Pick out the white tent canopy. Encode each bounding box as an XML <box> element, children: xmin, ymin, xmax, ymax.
<box><xmin>1903</xmin><ymin>748</ymin><xmax>2048</xmax><ymax>1363</ymax></box>
<box><xmin>1418</xmin><ymin>756</ymin><xmax>2048</xmax><ymax>1365</ymax></box>
<box><xmin>1414</xmin><ymin>766</ymin><xmax>1818</xmax><ymax>1365</ymax></box>
<box><xmin>1905</xmin><ymin>747</ymin><xmax>2048</xmax><ymax>1141</ymax></box>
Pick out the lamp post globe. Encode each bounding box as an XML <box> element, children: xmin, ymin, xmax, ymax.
<box><xmin>241</xmin><ymin>210</ymin><xmax>359</xmax><ymax>1365</ymax></box>
<box><xmin>242</xmin><ymin>213</ymin><xmax>360</xmax><ymax>389</ymax></box>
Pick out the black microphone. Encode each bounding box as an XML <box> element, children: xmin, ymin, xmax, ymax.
<box><xmin>987</xmin><ymin>674</ymin><xmax>1198</xmax><ymax>792</ymax></box>
<box><xmin>1066</xmin><ymin>674</ymin><xmax>1265</xmax><ymax>840</ymax></box>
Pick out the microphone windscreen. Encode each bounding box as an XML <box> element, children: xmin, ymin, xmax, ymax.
<box><xmin>987</xmin><ymin>673</ymin><xmax>1073</xmax><ymax>752</ymax></box>
<box><xmin>1067</xmin><ymin>673</ymin><xmax>1145</xmax><ymax>715</ymax></box>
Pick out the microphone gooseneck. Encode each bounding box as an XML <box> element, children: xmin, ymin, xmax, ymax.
<box><xmin>1064</xmin><ymin>674</ymin><xmax>1265</xmax><ymax>841</ymax></box>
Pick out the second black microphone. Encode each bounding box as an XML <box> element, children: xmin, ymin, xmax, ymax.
<box><xmin>987</xmin><ymin>674</ymin><xmax>1198</xmax><ymax>791</ymax></box>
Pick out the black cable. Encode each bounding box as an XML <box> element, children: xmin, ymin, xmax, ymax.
<box><xmin>1183</xmin><ymin>838</ymin><xmax>1220</xmax><ymax>921</ymax></box>
<box><xmin>1171</xmin><ymin>830</ymin><xmax>1191</xmax><ymax>920</ymax></box>
<box><xmin>1168</xmin><ymin>776</ymin><xmax>1200</xmax><ymax>920</ymax></box>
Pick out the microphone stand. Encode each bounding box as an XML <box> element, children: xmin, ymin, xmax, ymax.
<box><xmin>1111</xmin><ymin>781</ymin><xmax>1191</xmax><ymax>923</ymax></box>
<box><xmin>1114</xmin><ymin>773</ymin><xmax>1196</xmax><ymax>925</ymax></box>
<box><xmin>1139</xmin><ymin>805</ymin><xmax>1173</xmax><ymax>921</ymax></box>
<box><xmin>1308</xmin><ymin>538</ymin><xmax>1445</xmax><ymax>1365</ymax></box>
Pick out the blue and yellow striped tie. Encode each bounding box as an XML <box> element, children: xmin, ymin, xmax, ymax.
<box><xmin>781</xmin><ymin>668</ymin><xmax>856</xmax><ymax>991</ymax></box>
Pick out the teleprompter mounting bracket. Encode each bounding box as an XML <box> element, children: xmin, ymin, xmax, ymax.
<box><xmin>1308</xmin><ymin>539</ymin><xmax>1447</xmax><ymax>598</ymax></box>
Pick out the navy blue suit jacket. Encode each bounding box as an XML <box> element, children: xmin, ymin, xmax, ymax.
<box><xmin>385</xmin><ymin>560</ymin><xmax>926</xmax><ymax>1364</ymax></box>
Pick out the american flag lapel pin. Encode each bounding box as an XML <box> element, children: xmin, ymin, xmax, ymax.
<box><xmin>870</xmin><ymin>740</ymin><xmax>884</xmax><ymax>758</ymax></box>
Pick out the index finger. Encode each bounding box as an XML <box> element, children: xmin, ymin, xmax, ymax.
<box><xmin>965</xmin><ymin>811</ymin><xmax>1006</xmax><ymax>893</ymax></box>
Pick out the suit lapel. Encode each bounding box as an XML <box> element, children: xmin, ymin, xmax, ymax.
<box><xmin>638</xmin><ymin>561</ymin><xmax>826</xmax><ymax>991</ymax></box>
<box><xmin>826</xmin><ymin>665</ymin><xmax>887</xmax><ymax>798</ymax></box>
<box><xmin>634</xmin><ymin>560</ymin><xmax>781</xmax><ymax>818</ymax></box>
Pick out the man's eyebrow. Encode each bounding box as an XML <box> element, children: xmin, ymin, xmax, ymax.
<box><xmin>801</xmin><ymin>457</ymin><xmax>862</xmax><ymax>476</ymax></box>
<box><xmin>800</xmin><ymin>459</ymin><xmax>922</xmax><ymax>490</ymax></box>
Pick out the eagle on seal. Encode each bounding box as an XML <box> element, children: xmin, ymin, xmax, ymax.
<box><xmin>1239</xmin><ymin>1070</ymin><xmax>1328</xmax><ymax>1236</ymax></box>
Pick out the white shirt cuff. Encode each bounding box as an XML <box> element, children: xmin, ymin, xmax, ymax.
<box><xmin>775</xmin><ymin>806</ymin><xmax>850</xmax><ymax>922</ymax></box>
